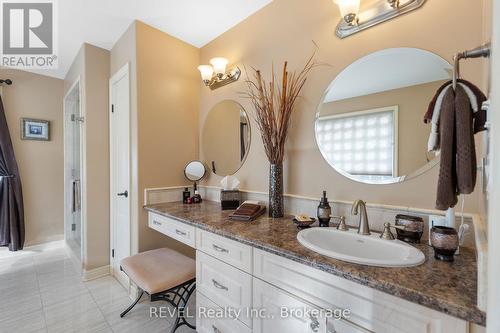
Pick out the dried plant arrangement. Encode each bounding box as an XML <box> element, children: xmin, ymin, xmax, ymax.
<box><xmin>243</xmin><ymin>52</ymin><xmax>317</xmax><ymax>217</ymax></box>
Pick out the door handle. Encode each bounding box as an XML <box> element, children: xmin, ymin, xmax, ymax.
<box><xmin>117</xmin><ymin>190</ymin><xmax>128</xmax><ymax>198</ymax></box>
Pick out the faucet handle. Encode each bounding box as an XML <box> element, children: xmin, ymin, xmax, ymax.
<box><xmin>331</xmin><ymin>215</ymin><xmax>348</xmax><ymax>231</ymax></box>
<box><xmin>380</xmin><ymin>222</ymin><xmax>405</xmax><ymax>240</ymax></box>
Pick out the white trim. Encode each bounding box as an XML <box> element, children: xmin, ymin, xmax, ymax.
<box><xmin>63</xmin><ymin>76</ymin><xmax>85</xmax><ymax>263</ymax></box>
<box><xmin>487</xmin><ymin>1</ymin><xmax>500</xmax><ymax>330</ymax></box>
<box><xmin>109</xmin><ymin>63</ymin><xmax>131</xmax><ymax>289</ymax></box>
<box><xmin>23</xmin><ymin>234</ymin><xmax>65</xmax><ymax>248</ymax></box>
<box><xmin>82</xmin><ymin>265</ymin><xmax>111</xmax><ymax>282</ymax></box>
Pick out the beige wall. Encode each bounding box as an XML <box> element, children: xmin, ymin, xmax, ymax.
<box><xmin>64</xmin><ymin>43</ymin><xmax>110</xmax><ymax>270</ymax></box>
<box><xmin>199</xmin><ymin>0</ymin><xmax>487</xmax><ymax>213</ymax></box>
<box><xmin>111</xmin><ymin>21</ymin><xmax>200</xmax><ymax>257</ymax></box>
<box><xmin>0</xmin><ymin>68</ymin><xmax>64</xmax><ymax>246</ymax></box>
<box><xmin>136</xmin><ymin>21</ymin><xmax>200</xmax><ymax>255</ymax></box>
<box><xmin>322</xmin><ymin>81</ymin><xmax>445</xmax><ymax>176</ymax></box>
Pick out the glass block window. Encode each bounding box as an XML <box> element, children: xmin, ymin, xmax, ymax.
<box><xmin>317</xmin><ymin>107</ymin><xmax>397</xmax><ymax>180</ymax></box>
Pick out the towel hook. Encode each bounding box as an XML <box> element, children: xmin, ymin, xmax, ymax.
<box><xmin>452</xmin><ymin>43</ymin><xmax>491</xmax><ymax>91</ymax></box>
<box><xmin>452</xmin><ymin>54</ymin><xmax>461</xmax><ymax>90</ymax></box>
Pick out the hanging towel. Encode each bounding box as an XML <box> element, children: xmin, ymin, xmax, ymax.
<box><xmin>427</xmin><ymin>82</ymin><xmax>477</xmax><ymax>152</ymax></box>
<box><xmin>424</xmin><ymin>79</ymin><xmax>487</xmax><ymax>132</ymax></box>
<box><xmin>436</xmin><ymin>88</ymin><xmax>458</xmax><ymax>210</ymax></box>
<box><xmin>436</xmin><ymin>85</ymin><xmax>477</xmax><ymax>210</ymax></box>
<box><xmin>455</xmin><ymin>87</ymin><xmax>477</xmax><ymax>194</ymax></box>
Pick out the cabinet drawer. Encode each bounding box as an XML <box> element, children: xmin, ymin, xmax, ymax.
<box><xmin>196</xmin><ymin>291</ymin><xmax>252</xmax><ymax>333</ymax></box>
<box><xmin>253</xmin><ymin>278</ymin><xmax>326</xmax><ymax>333</ymax></box>
<box><xmin>148</xmin><ymin>213</ymin><xmax>195</xmax><ymax>247</ymax></box>
<box><xmin>197</xmin><ymin>251</ymin><xmax>252</xmax><ymax>327</ymax></box>
<box><xmin>253</xmin><ymin>249</ymin><xmax>467</xmax><ymax>333</ymax></box>
<box><xmin>196</xmin><ymin>229</ymin><xmax>253</xmax><ymax>273</ymax></box>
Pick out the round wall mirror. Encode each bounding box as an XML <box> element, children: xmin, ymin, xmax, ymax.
<box><xmin>202</xmin><ymin>100</ymin><xmax>251</xmax><ymax>176</ymax></box>
<box><xmin>184</xmin><ymin>161</ymin><xmax>206</xmax><ymax>182</ymax></box>
<box><xmin>315</xmin><ymin>48</ymin><xmax>452</xmax><ymax>184</ymax></box>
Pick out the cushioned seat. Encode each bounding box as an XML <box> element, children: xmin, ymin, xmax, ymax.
<box><xmin>120</xmin><ymin>248</ymin><xmax>195</xmax><ymax>294</ymax></box>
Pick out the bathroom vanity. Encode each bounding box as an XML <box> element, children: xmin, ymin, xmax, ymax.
<box><xmin>145</xmin><ymin>201</ymin><xmax>485</xmax><ymax>333</ymax></box>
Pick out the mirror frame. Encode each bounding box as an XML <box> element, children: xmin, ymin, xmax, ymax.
<box><xmin>314</xmin><ymin>48</ymin><xmax>450</xmax><ymax>185</ymax></box>
<box><xmin>202</xmin><ymin>99</ymin><xmax>252</xmax><ymax>176</ymax></box>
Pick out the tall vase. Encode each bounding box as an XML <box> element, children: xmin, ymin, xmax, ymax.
<box><xmin>269</xmin><ymin>163</ymin><xmax>284</xmax><ymax>218</ymax></box>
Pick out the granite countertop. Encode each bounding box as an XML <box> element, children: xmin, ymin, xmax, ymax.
<box><xmin>145</xmin><ymin>201</ymin><xmax>486</xmax><ymax>326</ymax></box>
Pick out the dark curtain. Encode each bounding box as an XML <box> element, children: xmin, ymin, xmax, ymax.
<box><xmin>0</xmin><ymin>95</ymin><xmax>24</xmax><ymax>251</ymax></box>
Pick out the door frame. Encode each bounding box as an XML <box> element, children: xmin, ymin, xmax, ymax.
<box><xmin>63</xmin><ymin>76</ymin><xmax>85</xmax><ymax>262</ymax></box>
<box><xmin>109</xmin><ymin>63</ymin><xmax>131</xmax><ymax>287</ymax></box>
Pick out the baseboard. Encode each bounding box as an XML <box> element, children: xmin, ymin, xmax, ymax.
<box><xmin>82</xmin><ymin>265</ymin><xmax>111</xmax><ymax>281</ymax></box>
<box><xmin>24</xmin><ymin>235</ymin><xmax>65</xmax><ymax>248</ymax></box>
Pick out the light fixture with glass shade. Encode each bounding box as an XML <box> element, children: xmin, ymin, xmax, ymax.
<box><xmin>197</xmin><ymin>57</ymin><xmax>241</xmax><ymax>90</ymax></box>
<box><xmin>210</xmin><ymin>57</ymin><xmax>229</xmax><ymax>78</ymax></box>
<box><xmin>197</xmin><ymin>65</ymin><xmax>214</xmax><ymax>85</ymax></box>
<box><xmin>333</xmin><ymin>0</ymin><xmax>426</xmax><ymax>39</ymax></box>
<box><xmin>333</xmin><ymin>0</ymin><xmax>360</xmax><ymax>26</ymax></box>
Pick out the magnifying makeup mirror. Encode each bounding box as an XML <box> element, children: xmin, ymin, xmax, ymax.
<box><xmin>184</xmin><ymin>160</ymin><xmax>207</xmax><ymax>189</ymax></box>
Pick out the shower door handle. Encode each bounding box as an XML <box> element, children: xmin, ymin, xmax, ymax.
<box><xmin>117</xmin><ymin>190</ymin><xmax>128</xmax><ymax>198</ymax></box>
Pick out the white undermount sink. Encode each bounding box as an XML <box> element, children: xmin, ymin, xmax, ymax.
<box><xmin>297</xmin><ymin>227</ymin><xmax>425</xmax><ymax>268</ymax></box>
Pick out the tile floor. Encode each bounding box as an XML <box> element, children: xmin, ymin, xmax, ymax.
<box><xmin>0</xmin><ymin>242</ymin><xmax>196</xmax><ymax>333</ymax></box>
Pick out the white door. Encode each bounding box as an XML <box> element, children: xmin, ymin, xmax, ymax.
<box><xmin>253</xmin><ymin>278</ymin><xmax>327</xmax><ymax>333</ymax></box>
<box><xmin>110</xmin><ymin>64</ymin><xmax>131</xmax><ymax>288</ymax></box>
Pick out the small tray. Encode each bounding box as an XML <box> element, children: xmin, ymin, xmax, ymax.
<box><xmin>293</xmin><ymin>217</ymin><xmax>316</xmax><ymax>229</ymax></box>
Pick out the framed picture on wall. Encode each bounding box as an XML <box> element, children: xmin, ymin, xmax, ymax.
<box><xmin>21</xmin><ymin>118</ymin><xmax>50</xmax><ymax>141</ymax></box>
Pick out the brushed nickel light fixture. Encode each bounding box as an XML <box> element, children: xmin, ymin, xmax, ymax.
<box><xmin>197</xmin><ymin>57</ymin><xmax>241</xmax><ymax>90</ymax></box>
<box><xmin>333</xmin><ymin>0</ymin><xmax>426</xmax><ymax>38</ymax></box>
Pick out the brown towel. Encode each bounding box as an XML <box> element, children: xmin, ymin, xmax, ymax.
<box><xmin>436</xmin><ymin>85</ymin><xmax>477</xmax><ymax>210</ymax></box>
<box><xmin>424</xmin><ymin>79</ymin><xmax>487</xmax><ymax>134</ymax></box>
<box><xmin>455</xmin><ymin>86</ymin><xmax>477</xmax><ymax>194</ymax></box>
<box><xmin>436</xmin><ymin>88</ymin><xmax>458</xmax><ymax>210</ymax></box>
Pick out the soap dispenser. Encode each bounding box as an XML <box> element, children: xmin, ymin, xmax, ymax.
<box><xmin>317</xmin><ymin>191</ymin><xmax>332</xmax><ymax>227</ymax></box>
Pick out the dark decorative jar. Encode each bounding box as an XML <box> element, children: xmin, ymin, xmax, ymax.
<box><xmin>395</xmin><ymin>214</ymin><xmax>424</xmax><ymax>243</ymax></box>
<box><xmin>430</xmin><ymin>226</ymin><xmax>459</xmax><ymax>262</ymax></box>
<box><xmin>269</xmin><ymin>163</ymin><xmax>284</xmax><ymax>218</ymax></box>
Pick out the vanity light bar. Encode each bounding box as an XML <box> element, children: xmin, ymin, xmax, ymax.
<box><xmin>335</xmin><ymin>0</ymin><xmax>426</xmax><ymax>39</ymax></box>
<box><xmin>198</xmin><ymin>57</ymin><xmax>241</xmax><ymax>90</ymax></box>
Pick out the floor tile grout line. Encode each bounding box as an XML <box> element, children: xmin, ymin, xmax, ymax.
<box><xmin>33</xmin><ymin>255</ymin><xmax>49</xmax><ymax>332</ymax></box>
<box><xmin>83</xmin><ymin>275</ymin><xmax>117</xmax><ymax>333</ymax></box>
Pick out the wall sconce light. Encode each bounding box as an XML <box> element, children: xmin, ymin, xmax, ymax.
<box><xmin>333</xmin><ymin>0</ymin><xmax>360</xmax><ymax>26</ymax></box>
<box><xmin>333</xmin><ymin>0</ymin><xmax>425</xmax><ymax>39</ymax></box>
<box><xmin>197</xmin><ymin>57</ymin><xmax>241</xmax><ymax>90</ymax></box>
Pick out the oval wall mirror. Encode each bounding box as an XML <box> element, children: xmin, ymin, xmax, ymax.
<box><xmin>184</xmin><ymin>161</ymin><xmax>206</xmax><ymax>182</ymax></box>
<box><xmin>202</xmin><ymin>100</ymin><xmax>251</xmax><ymax>176</ymax></box>
<box><xmin>315</xmin><ymin>48</ymin><xmax>452</xmax><ymax>184</ymax></box>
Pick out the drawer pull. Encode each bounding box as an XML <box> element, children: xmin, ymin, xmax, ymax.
<box><xmin>310</xmin><ymin>314</ymin><xmax>320</xmax><ymax>332</ymax></box>
<box><xmin>152</xmin><ymin>220</ymin><xmax>162</xmax><ymax>226</ymax></box>
<box><xmin>212</xmin><ymin>279</ymin><xmax>228</xmax><ymax>291</ymax></box>
<box><xmin>212</xmin><ymin>325</ymin><xmax>222</xmax><ymax>333</ymax></box>
<box><xmin>212</xmin><ymin>244</ymin><xmax>229</xmax><ymax>253</ymax></box>
<box><xmin>175</xmin><ymin>229</ymin><xmax>187</xmax><ymax>236</ymax></box>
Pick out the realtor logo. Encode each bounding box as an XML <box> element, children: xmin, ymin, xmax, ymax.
<box><xmin>1</xmin><ymin>0</ymin><xmax>58</xmax><ymax>69</ymax></box>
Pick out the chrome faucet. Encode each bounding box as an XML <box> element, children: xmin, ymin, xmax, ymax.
<box><xmin>351</xmin><ymin>200</ymin><xmax>370</xmax><ymax>235</ymax></box>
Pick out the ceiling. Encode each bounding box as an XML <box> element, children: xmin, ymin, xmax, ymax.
<box><xmin>25</xmin><ymin>0</ymin><xmax>273</xmax><ymax>79</ymax></box>
<box><xmin>324</xmin><ymin>48</ymin><xmax>452</xmax><ymax>103</ymax></box>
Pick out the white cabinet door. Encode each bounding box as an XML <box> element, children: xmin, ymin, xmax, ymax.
<box><xmin>253</xmin><ymin>278</ymin><xmax>326</xmax><ymax>333</ymax></box>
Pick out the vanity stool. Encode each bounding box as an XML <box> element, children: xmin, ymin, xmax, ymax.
<box><xmin>119</xmin><ymin>248</ymin><xmax>196</xmax><ymax>333</ymax></box>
